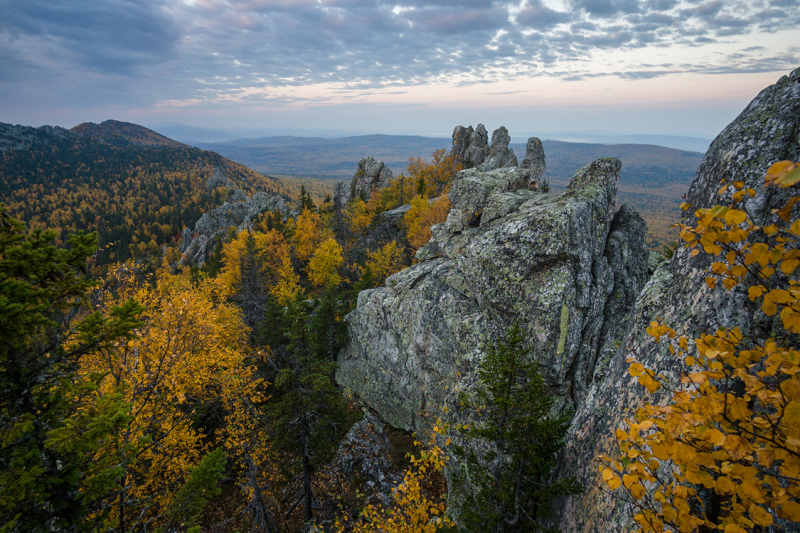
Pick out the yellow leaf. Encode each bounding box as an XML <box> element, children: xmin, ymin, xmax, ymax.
<box><xmin>723</xmin><ymin>435</ymin><xmax>753</xmax><ymax>459</ymax></box>
<box><xmin>748</xmin><ymin>285</ymin><xmax>765</xmax><ymax>301</ymax></box>
<box><xmin>630</xmin><ymin>483</ymin><xmax>646</xmax><ymax>500</ymax></box>
<box><xmin>749</xmin><ymin>505</ymin><xmax>773</xmax><ymax>527</ymax></box>
<box><xmin>724</xmin><ymin>209</ymin><xmax>747</xmax><ymax>226</ymax></box>
<box><xmin>706</xmin><ymin>277</ymin><xmax>717</xmax><ymax>289</ymax></box>
<box><xmin>776</xmin><ymin>167</ymin><xmax>800</xmax><ymax>187</ymax></box>
<box><xmin>607</xmin><ymin>475</ymin><xmax>621</xmax><ymax>490</ymax></box>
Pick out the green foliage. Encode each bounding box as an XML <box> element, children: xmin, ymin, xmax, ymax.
<box><xmin>453</xmin><ymin>324</ymin><xmax>582</xmax><ymax>533</ymax></box>
<box><xmin>0</xmin><ymin>204</ymin><xmax>144</xmax><ymax>531</ymax></box>
<box><xmin>265</xmin><ymin>296</ymin><xmax>350</xmax><ymax>521</ymax></box>
<box><xmin>159</xmin><ymin>448</ymin><xmax>228</xmax><ymax>533</ymax></box>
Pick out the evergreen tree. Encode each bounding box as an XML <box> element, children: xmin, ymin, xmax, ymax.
<box><xmin>452</xmin><ymin>324</ymin><xmax>582</xmax><ymax>533</ymax></box>
<box><xmin>0</xmin><ymin>205</ymin><xmax>143</xmax><ymax>531</ymax></box>
<box><xmin>265</xmin><ymin>297</ymin><xmax>349</xmax><ymax>523</ymax></box>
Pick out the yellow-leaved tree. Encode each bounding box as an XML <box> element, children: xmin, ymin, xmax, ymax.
<box><xmin>336</xmin><ymin>423</ymin><xmax>454</xmax><ymax>533</ymax></box>
<box><xmin>218</xmin><ymin>228</ymin><xmax>288</xmax><ymax>296</ymax></box>
<box><xmin>347</xmin><ymin>197</ymin><xmax>374</xmax><ymax>246</ymax></box>
<box><xmin>272</xmin><ymin>254</ymin><xmax>303</xmax><ymax>305</ymax></box>
<box><xmin>78</xmin><ymin>267</ymin><xmax>263</xmax><ymax>530</ymax></box>
<box><xmin>308</xmin><ymin>237</ymin><xmax>344</xmax><ymax>288</ymax></box>
<box><xmin>405</xmin><ymin>195</ymin><xmax>452</xmax><ymax>252</ymax></box>
<box><xmin>364</xmin><ymin>241</ymin><xmax>406</xmax><ymax>286</ymax></box>
<box><xmin>601</xmin><ymin>161</ymin><xmax>800</xmax><ymax>532</ymax></box>
<box><xmin>295</xmin><ymin>208</ymin><xmax>324</xmax><ymax>261</ymax></box>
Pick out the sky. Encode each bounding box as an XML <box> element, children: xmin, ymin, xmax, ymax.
<box><xmin>0</xmin><ymin>0</ymin><xmax>798</xmax><ymax>139</ymax></box>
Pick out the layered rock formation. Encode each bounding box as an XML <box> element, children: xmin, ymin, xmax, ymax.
<box><xmin>337</xmin><ymin>157</ymin><xmax>650</xmax><ymax>431</ymax></box>
<box><xmin>180</xmin><ymin>167</ymin><xmax>288</xmax><ymax>265</ymax></box>
<box><xmin>556</xmin><ymin>66</ymin><xmax>800</xmax><ymax>533</ymax></box>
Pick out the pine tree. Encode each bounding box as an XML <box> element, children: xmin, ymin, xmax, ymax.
<box><xmin>453</xmin><ymin>324</ymin><xmax>582</xmax><ymax>533</ymax></box>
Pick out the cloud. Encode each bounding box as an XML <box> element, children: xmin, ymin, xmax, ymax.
<box><xmin>517</xmin><ymin>1</ymin><xmax>572</xmax><ymax>29</ymax></box>
<box><xmin>0</xmin><ymin>0</ymin><xmax>180</xmax><ymax>75</ymax></box>
<box><xmin>0</xmin><ymin>0</ymin><xmax>798</xmax><ymax>114</ymax></box>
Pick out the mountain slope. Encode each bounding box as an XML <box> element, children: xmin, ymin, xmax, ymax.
<box><xmin>71</xmin><ymin>120</ymin><xmax>185</xmax><ymax>148</ymax></box>
<box><xmin>0</xmin><ymin>121</ymin><xmax>288</xmax><ymax>264</ymax></box>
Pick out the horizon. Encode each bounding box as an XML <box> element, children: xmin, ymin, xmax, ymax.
<box><xmin>1</xmin><ymin>0</ymin><xmax>798</xmax><ymax>139</ymax></box>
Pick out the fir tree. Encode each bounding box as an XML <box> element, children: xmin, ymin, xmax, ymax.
<box><xmin>453</xmin><ymin>324</ymin><xmax>582</xmax><ymax>533</ymax></box>
<box><xmin>265</xmin><ymin>296</ymin><xmax>349</xmax><ymax>523</ymax></box>
<box><xmin>0</xmin><ymin>205</ymin><xmax>143</xmax><ymax>531</ymax></box>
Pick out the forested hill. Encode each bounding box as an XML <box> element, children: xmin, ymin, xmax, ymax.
<box><xmin>0</xmin><ymin>121</ymin><xmax>288</xmax><ymax>263</ymax></box>
<box><xmin>71</xmin><ymin>119</ymin><xmax>186</xmax><ymax>148</ymax></box>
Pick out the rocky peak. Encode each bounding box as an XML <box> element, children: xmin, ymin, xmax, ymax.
<box><xmin>336</xmin><ymin>156</ymin><xmax>649</xmax><ymax>432</ymax></box>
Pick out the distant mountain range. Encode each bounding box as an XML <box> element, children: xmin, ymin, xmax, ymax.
<box><xmin>191</xmin><ymin>133</ymin><xmax>704</xmax><ymax>249</ymax></box>
<box><xmin>1</xmin><ymin>119</ymin><xmax>706</xmax><ymax>255</ymax></box>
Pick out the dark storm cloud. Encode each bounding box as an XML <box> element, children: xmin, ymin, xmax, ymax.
<box><xmin>0</xmin><ymin>0</ymin><xmax>798</xmax><ymax>104</ymax></box>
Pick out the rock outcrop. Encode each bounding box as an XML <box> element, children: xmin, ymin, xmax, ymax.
<box><xmin>337</xmin><ymin>157</ymin><xmax>650</xmax><ymax>432</ymax></box>
<box><xmin>180</xmin><ymin>178</ymin><xmax>288</xmax><ymax>265</ymax></box>
<box><xmin>477</xmin><ymin>126</ymin><xmax>517</xmax><ymax>171</ymax></box>
<box><xmin>344</xmin><ymin>157</ymin><xmax>393</xmax><ymax>204</ymax></box>
<box><xmin>449</xmin><ymin>124</ymin><xmax>518</xmax><ymax>171</ymax></box>
<box><xmin>330</xmin><ymin>415</ymin><xmax>401</xmax><ymax>506</ymax></box>
<box><xmin>0</xmin><ymin>122</ymin><xmax>72</xmax><ymax>152</ymax></box>
<box><xmin>555</xmin><ymin>67</ymin><xmax>800</xmax><ymax>531</ymax></box>
<box><xmin>450</xmin><ymin>124</ymin><xmax>489</xmax><ymax>169</ymax></box>
<box><xmin>519</xmin><ymin>136</ymin><xmax>546</xmax><ymax>182</ymax></box>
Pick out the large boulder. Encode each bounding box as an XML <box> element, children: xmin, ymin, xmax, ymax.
<box><xmin>336</xmin><ymin>156</ymin><xmax>650</xmax><ymax>432</ymax></box>
<box><xmin>556</xmin><ymin>67</ymin><xmax>800</xmax><ymax>532</ymax></box>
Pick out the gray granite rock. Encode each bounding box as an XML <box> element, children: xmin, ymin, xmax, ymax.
<box><xmin>555</xmin><ymin>67</ymin><xmax>800</xmax><ymax>532</ymax></box>
<box><xmin>330</xmin><ymin>414</ymin><xmax>401</xmax><ymax>506</ymax></box>
<box><xmin>337</xmin><ymin>157</ymin><xmax>650</xmax><ymax>436</ymax></box>
<box><xmin>477</xmin><ymin>126</ymin><xmax>518</xmax><ymax>171</ymax></box>
<box><xmin>450</xmin><ymin>124</ymin><xmax>490</xmax><ymax>169</ymax></box>
<box><xmin>179</xmin><ymin>187</ymin><xmax>288</xmax><ymax>266</ymax></box>
<box><xmin>519</xmin><ymin>136</ymin><xmax>546</xmax><ymax>186</ymax></box>
<box><xmin>344</xmin><ymin>157</ymin><xmax>393</xmax><ymax>204</ymax></box>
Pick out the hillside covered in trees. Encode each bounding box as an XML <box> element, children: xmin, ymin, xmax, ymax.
<box><xmin>0</xmin><ymin>120</ymin><xmax>290</xmax><ymax>263</ymax></box>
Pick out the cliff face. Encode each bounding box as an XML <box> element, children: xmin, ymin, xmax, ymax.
<box><xmin>557</xmin><ymin>66</ymin><xmax>800</xmax><ymax>532</ymax></box>
<box><xmin>336</xmin><ymin>158</ymin><xmax>650</xmax><ymax>432</ymax></box>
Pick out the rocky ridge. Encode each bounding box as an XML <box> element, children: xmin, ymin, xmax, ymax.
<box><xmin>0</xmin><ymin>122</ymin><xmax>73</xmax><ymax>152</ymax></box>
<box><xmin>179</xmin><ymin>167</ymin><xmax>289</xmax><ymax>265</ymax></box>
